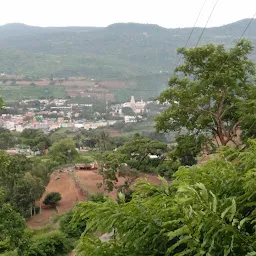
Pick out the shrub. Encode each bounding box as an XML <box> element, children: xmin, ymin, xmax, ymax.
<box><xmin>43</xmin><ymin>192</ymin><xmax>61</xmax><ymax>208</ymax></box>
<box><xmin>60</xmin><ymin>211</ymin><xmax>86</xmax><ymax>238</ymax></box>
<box><xmin>89</xmin><ymin>193</ymin><xmax>107</xmax><ymax>203</ymax></box>
<box><xmin>23</xmin><ymin>231</ymin><xmax>72</xmax><ymax>256</ymax></box>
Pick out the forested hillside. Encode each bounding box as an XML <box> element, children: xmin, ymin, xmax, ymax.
<box><xmin>0</xmin><ymin>19</ymin><xmax>255</xmax><ymax>80</ymax></box>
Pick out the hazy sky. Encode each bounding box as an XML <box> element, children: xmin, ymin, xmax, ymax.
<box><xmin>0</xmin><ymin>0</ymin><xmax>255</xmax><ymax>28</ymax></box>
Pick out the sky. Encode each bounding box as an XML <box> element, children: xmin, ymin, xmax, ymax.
<box><xmin>0</xmin><ymin>0</ymin><xmax>255</xmax><ymax>28</ymax></box>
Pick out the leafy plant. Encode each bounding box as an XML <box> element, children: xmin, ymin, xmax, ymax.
<box><xmin>74</xmin><ymin>140</ymin><xmax>256</xmax><ymax>255</ymax></box>
<box><xmin>43</xmin><ymin>192</ymin><xmax>62</xmax><ymax>208</ymax></box>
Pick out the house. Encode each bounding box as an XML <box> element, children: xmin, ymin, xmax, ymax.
<box><xmin>124</xmin><ymin>116</ymin><xmax>136</xmax><ymax>123</ymax></box>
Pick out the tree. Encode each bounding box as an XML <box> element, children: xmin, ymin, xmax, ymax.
<box><xmin>23</xmin><ymin>231</ymin><xmax>72</xmax><ymax>256</ymax></box>
<box><xmin>12</xmin><ymin>173</ymin><xmax>44</xmax><ymax>217</ymax></box>
<box><xmin>121</xmin><ymin>107</ymin><xmax>134</xmax><ymax>116</ymax></box>
<box><xmin>96</xmin><ymin>131</ymin><xmax>113</xmax><ymax>152</ymax></box>
<box><xmin>43</xmin><ymin>192</ymin><xmax>62</xmax><ymax>208</ymax></box>
<box><xmin>60</xmin><ymin>210</ymin><xmax>87</xmax><ymax>238</ymax></box>
<box><xmin>0</xmin><ymin>191</ymin><xmax>26</xmax><ymax>253</ymax></box>
<box><xmin>20</xmin><ymin>129</ymin><xmax>51</xmax><ymax>152</ymax></box>
<box><xmin>48</xmin><ymin>138</ymin><xmax>78</xmax><ymax>164</ymax></box>
<box><xmin>98</xmin><ymin>134</ymin><xmax>168</xmax><ymax>193</ymax></box>
<box><xmin>0</xmin><ymin>153</ymin><xmax>48</xmax><ymax>216</ymax></box>
<box><xmin>172</xmin><ymin>134</ymin><xmax>212</xmax><ymax>166</ymax></box>
<box><xmin>155</xmin><ymin>39</ymin><xmax>256</xmax><ymax>148</ymax></box>
<box><xmin>74</xmin><ymin>140</ymin><xmax>256</xmax><ymax>255</ymax></box>
<box><xmin>0</xmin><ymin>128</ymin><xmax>15</xmax><ymax>150</ymax></box>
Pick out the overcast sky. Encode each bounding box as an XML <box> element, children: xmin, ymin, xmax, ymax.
<box><xmin>0</xmin><ymin>0</ymin><xmax>255</xmax><ymax>28</ymax></box>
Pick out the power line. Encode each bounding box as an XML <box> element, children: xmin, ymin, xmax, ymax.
<box><xmin>199</xmin><ymin>13</ymin><xmax>256</xmax><ymax>141</ymax></box>
<box><xmin>238</xmin><ymin>12</ymin><xmax>256</xmax><ymax>40</ymax></box>
<box><xmin>209</xmin><ymin>12</ymin><xmax>256</xmax><ymax>87</ymax></box>
<box><xmin>195</xmin><ymin>0</ymin><xmax>220</xmax><ymax>47</ymax></box>
<box><xmin>184</xmin><ymin>0</ymin><xmax>208</xmax><ymax>48</ymax></box>
<box><xmin>176</xmin><ymin>10</ymin><xmax>256</xmax><ymax>139</ymax></box>
<box><xmin>175</xmin><ymin>0</ymin><xmax>208</xmax><ymax>68</ymax></box>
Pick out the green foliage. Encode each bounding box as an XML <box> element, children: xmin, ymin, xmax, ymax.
<box><xmin>98</xmin><ymin>134</ymin><xmax>169</xmax><ymax>193</ymax></box>
<box><xmin>121</xmin><ymin>107</ymin><xmax>134</xmax><ymax>116</ymax></box>
<box><xmin>155</xmin><ymin>39</ymin><xmax>256</xmax><ymax>147</ymax></box>
<box><xmin>96</xmin><ymin>131</ymin><xmax>114</xmax><ymax>152</ymax></box>
<box><xmin>173</xmin><ymin>134</ymin><xmax>213</xmax><ymax>166</ymax></box>
<box><xmin>60</xmin><ymin>210</ymin><xmax>87</xmax><ymax>239</ymax></box>
<box><xmin>89</xmin><ymin>193</ymin><xmax>108</xmax><ymax>203</ymax></box>
<box><xmin>117</xmin><ymin>133</ymin><xmax>168</xmax><ymax>172</ymax></box>
<box><xmin>74</xmin><ymin>154</ymin><xmax>95</xmax><ymax>164</ymax></box>
<box><xmin>12</xmin><ymin>172</ymin><xmax>44</xmax><ymax>217</ymax></box>
<box><xmin>238</xmin><ymin>87</ymin><xmax>256</xmax><ymax>142</ymax></box>
<box><xmin>23</xmin><ymin>231</ymin><xmax>72</xmax><ymax>256</ymax></box>
<box><xmin>20</xmin><ymin>129</ymin><xmax>50</xmax><ymax>152</ymax></box>
<box><xmin>73</xmin><ymin>140</ymin><xmax>256</xmax><ymax>255</ymax></box>
<box><xmin>0</xmin><ymin>128</ymin><xmax>16</xmax><ymax>150</ymax></box>
<box><xmin>43</xmin><ymin>192</ymin><xmax>62</xmax><ymax>208</ymax></box>
<box><xmin>0</xmin><ymin>193</ymin><xmax>26</xmax><ymax>253</ymax></box>
<box><xmin>48</xmin><ymin>138</ymin><xmax>78</xmax><ymax>164</ymax></box>
<box><xmin>0</xmin><ymin>153</ymin><xmax>48</xmax><ymax>216</ymax></box>
<box><xmin>0</xmin><ymin>251</ymin><xmax>18</xmax><ymax>256</ymax></box>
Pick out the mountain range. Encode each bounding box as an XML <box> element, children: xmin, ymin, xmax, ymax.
<box><xmin>0</xmin><ymin>19</ymin><xmax>255</xmax><ymax>99</ymax></box>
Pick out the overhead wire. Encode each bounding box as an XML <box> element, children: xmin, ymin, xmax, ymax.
<box><xmin>176</xmin><ymin>7</ymin><xmax>256</xmax><ymax>143</ymax></box>
<box><xmin>208</xmin><ymin>11</ymin><xmax>256</xmax><ymax>87</ymax></box>
<box><xmin>175</xmin><ymin>0</ymin><xmax>208</xmax><ymax>68</ymax></box>
<box><xmin>170</xmin><ymin>0</ymin><xmax>209</xmax><ymax>137</ymax></box>
<box><xmin>238</xmin><ymin>12</ymin><xmax>256</xmax><ymax>40</ymax></box>
<box><xmin>195</xmin><ymin>0</ymin><xmax>220</xmax><ymax>47</ymax></box>
<box><xmin>199</xmin><ymin>11</ymin><xmax>256</xmax><ymax>145</ymax></box>
<box><xmin>184</xmin><ymin>0</ymin><xmax>208</xmax><ymax>48</ymax></box>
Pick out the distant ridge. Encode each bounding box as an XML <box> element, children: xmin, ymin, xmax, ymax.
<box><xmin>0</xmin><ymin>19</ymin><xmax>255</xmax><ymax>79</ymax></box>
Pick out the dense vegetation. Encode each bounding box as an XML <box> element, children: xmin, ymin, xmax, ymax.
<box><xmin>2</xmin><ymin>37</ymin><xmax>256</xmax><ymax>255</ymax></box>
<box><xmin>0</xmin><ymin>20</ymin><xmax>255</xmax><ymax>79</ymax></box>
<box><xmin>74</xmin><ymin>141</ymin><xmax>256</xmax><ymax>255</ymax></box>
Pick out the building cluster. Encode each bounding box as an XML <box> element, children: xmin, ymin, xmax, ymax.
<box><xmin>0</xmin><ymin>96</ymin><xmax>154</xmax><ymax>131</ymax></box>
<box><xmin>110</xmin><ymin>96</ymin><xmax>151</xmax><ymax>123</ymax></box>
<box><xmin>0</xmin><ymin>113</ymin><xmax>117</xmax><ymax>132</ymax></box>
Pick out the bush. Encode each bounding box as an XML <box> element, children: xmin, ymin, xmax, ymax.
<box><xmin>43</xmin><ymin>192</ymin><xmax>61</xmax><ymax>208</ymax></box>
<box><xmin>89</xmin><ymin>193</ymin><xmax>107</xmax><ymax>203</ymax></box>
<box><xmin>60</xmin><ymin>211</ymin><xmax>86</xmax><ymax>238</ymax></box>
<box><xmin>23</xmin><ymin>231</ymin><xmax>72</xmax><ymax>256</ymax></box>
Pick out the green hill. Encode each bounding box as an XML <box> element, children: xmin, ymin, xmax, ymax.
<box><xmin>0</xmin><ymin>19</ymin><xmax>255</xmax><ymax>99</ymax></box>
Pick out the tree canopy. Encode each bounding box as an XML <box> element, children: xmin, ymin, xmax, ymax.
<box><xmin>43</xmin><ymin>192</ymin><xmax>62</xmax><ymax>208</ymax></box>
<box><xmin>48</xmin><ymin>138</ymin><xmax>78</xmax><ymax>165</ymax></box>
<box><xmin>155</xmin><ymin>39</ymin><xmax>256</xmax><ymax>147</ymax></box>
<box><xmin>98</xmin><ymin>134</ymin><xmax>169</xmax><ymax>193</ymax></box>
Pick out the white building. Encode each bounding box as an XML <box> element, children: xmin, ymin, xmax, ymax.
<box><xmin>124</xmin><ymin>116</ymin><xmax>136</xmax><ymax>123</ymax></box>
<box><xmin>122</xmin><ymin>96</ymin><xmax>146</xmax><ymax>114</ymax></box>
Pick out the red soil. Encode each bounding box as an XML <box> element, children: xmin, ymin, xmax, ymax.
<box><xmin>27</xmin><ymin>170</ymin><xmax>160</xmax><ymax>228</ymax></box>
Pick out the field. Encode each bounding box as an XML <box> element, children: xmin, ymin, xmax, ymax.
<box><xmin>0</xmin><ymin>73</ymin><xmax>169</xmax><ymax>102</ymax></box>
<box><xmin>27</xmin><ymin>169</ymin><xmax>160</xmax><ymax>228</ymax></box>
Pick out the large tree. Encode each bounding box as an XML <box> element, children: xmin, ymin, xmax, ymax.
<box><xmin>155</xmin><ymin>39</ymin><xmax>256</xmax><ymax>147</ymax></box>
<box><xmin>48</xmin><ymin>138</ymin><xmax>78</xmax><ymax>164</ymax></box>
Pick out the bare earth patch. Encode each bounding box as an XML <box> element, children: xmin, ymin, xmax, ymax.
<box><xmin>27</xmin><ymin>169</ymin><xmax>161</xmax><ymax>228</ymax></box>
